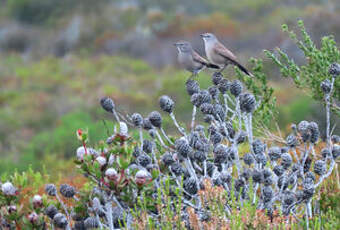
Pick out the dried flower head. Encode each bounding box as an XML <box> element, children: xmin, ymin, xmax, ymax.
<box><xmin>53</xmin><ymin>213</ymin><xmax>68</xmax><ymax>228</ymax></box>
<box><xmin>186</xmin><ymin>79</ymin><xmax>200</xmax><ymax>95</ymax></box>
<box><xmin>159</xmin><ymin>95</ymin><xmax>174</xmax><ymax>113</ymax></box>
<box><xmin>148</xmin><ymin>111</ymin><xmax>162</xmax><ymax>128</ymax></box>
<box><xmin>100</xmin><ymin>97</ymin><xmax>115</xmax><ymax>113</ymax></box>
<box><xmin>32</xmin><ymin>194</ymin><xmax>42</xmax><ymax>208</ymax></box>
<box><xmin>142</xmin><ymin>118</ymin><xmax>153</xmax><ymax>130</ymax></box>
<box><xmin>175</xmin><ymin>138</ymin><xmax>192</xmax><ymax>158</ymax></box>
<box><xmin>45</xmin><ymin>184</ymin><xmax>57</xmax><ymax>196</ymax></box>
<box><xmin>281</xmin><ymin>153</ymin><xmax>292</xmax><ymax>169</ymax></box>
<box><xmin>45</xmin><ymin>205</ymin><xmax>58</xmax><ymax>219</ymax></box>
<box><xmin>218</xmin><ymin>78</ymin><xmax>230</xmax><ymax>94</ymax></box>
<box><xmin>320</xmin><ymin>79</ymin><xmax>332</xmax><ymax>94</ymax></box>
<box><xmin>243</xmin><ymin>153</ymin><xmax>255</xmax><ymax>166</ymax></box>
<box><xmin>328</xmin><ymin>62</ymin><xmax>340</xmax><ymax>77</ymax></box>
<box><xmin>137</xmin><ymin>153</ymin><xmax>152</xmax><ymax>167</ymax></box>
<box><xmin>211</xmin><ymin>72</ymin><xmax>223</xmax><ymax>85</ymax></box>
<box><xmin>239</xmin><ymin>93</ymin><xmax>256</xmax><ymax>113</ymax></box>
<box><xmin>105</xmin><ymin>168</ymin><xmax>118</xmax><ymax>181</ymax></box>
<box><xmin>184</xmin><ymin>177</ymin><xmax>198</xmax><ymax>195</ymax></box>
<box><xmin>314</xmin><ymin>160</ymin><xmax>327</xmax><ymax>176</ymax></box>
<box><xmin>268</xmin><ymin>146</ymin><xmax>281</xmax><ymax>161</ymax></box>
<box><xmin>60</xmin><ymin>184</ymin><xmax>76</xmax><ymax>198</ymax></box>
<box><xmin>131</xmin><ymin>113</ymin><xmax>143</xmax><ymax>127</ymax></box>
<box><xmin>143</xmin><ymin>139</ymin><xmax>153</xmax><ymax>153</ymax></box>
<box><xmin>135</xmin><ymin>170</ymin><xmax>150</xmax><ymax>186</ymax></box>
<box><xmin>230</xmin><ymin>80</ymin><xmax>243</xmax><ymax>97</ymax></box>
<box><xmin>308</xmin><ymin>121</ymin><xmax>319</xmax><ymax>143</ymax></box>
<box><xmin>332</xmin><ymin>144</ymin><xmax>340</xmax><ymax>159</ymax></box>
<box><xmin>252</xmin><ymin>139</ymin><xmax>265</xmax><ymax>155</ymax></box>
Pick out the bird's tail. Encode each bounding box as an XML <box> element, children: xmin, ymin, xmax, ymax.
<box><xmin>205</xmin><ymin>63</ymin><xmax>220</xmax><ymax>69</ymax></box>
<box><xmin>233</xmin><ymin>61</ymin><xmax>254</xmax><ymax>77</ymax></box>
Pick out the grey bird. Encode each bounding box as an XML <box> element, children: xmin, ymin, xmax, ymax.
<box><xmin>174</xmin><ymin>41</ymin><xmax>219</xmax><ymax>77</ymax></box>
<box><xmin>201</xmin><ymin>33</ymin><xmax>253</xmax><ymax>77</ymax></box>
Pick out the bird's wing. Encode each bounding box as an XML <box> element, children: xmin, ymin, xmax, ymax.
<box><xmin>213</xmin><ymin>42</ymin><xmax>237</xmax><ymax>61</ymax></box>
<box><xmin>192</xmin><ymin>51</ymin><xmax>220</xmax><ymax>69</ymax></box>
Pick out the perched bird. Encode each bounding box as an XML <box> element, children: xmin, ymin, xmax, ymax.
<box><xmin>174</xmin><ymin>41</ymin><xmax>219</xmax><ymax>77</ymax></box>
<box><xmin>201</xmin><ymin>33</ymin><xmax>253</xmax><ymax>77</ymax></box>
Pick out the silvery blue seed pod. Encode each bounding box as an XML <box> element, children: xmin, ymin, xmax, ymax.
<box><xmin>243</xmin><ymin>153</ymin><xmax>254</xmax><ymax>166</ymax></box>
<box><xmin>220</xmin><ymin>171</ymin><xmax>232</xmax><ymax>184</ymax></box>
<box><xmin>45</xmin><ymin>184</ymin><xmax>57</xmax><ymax>196</ymax></box>
<box><xmin>203</xmin><ymin>114</ymin><xmax>214</xmax><ymax>123</ymax></box>
<box><xmin>159</xmin><ymin>95</ymin><xmax>174</xmax><ymax>113</ymax></box>
<box><xmin>305</xmin><ymin>171</ymin><xmax>315</xmax><ymax>182</ymax></box>
<box><xmin>184</xmin><ymin>177</ymin><xmax>198</xmax><ymax>195</ymax></box>
<box><xmin>161</xmin><ymin>153</ymin><xmax>175</xmax><ymax>166</ymax></box>
<box><xmin>200</xmin><ymin>90</ymin><xmax>212</xmax><ymax>104</ymax></box>
<box><xmin>59</xmin><ymin>184</ymin><xmax>76</xmax><ymax>198</ymax></box>
<box><xmin>281</xmin><ymin>147</ymin><xmax>289</xmax><ymax>153</ymax></box>
<box><xmin>308</xmin><ymin>121</ymin><xmax>319</xmax><ymax>143</ymax></box>
<box><xmin>301</xmin><ymin>132</ymin><xmax>311</xmax><ymax>143</ymax></box>
<box><xmin>255</xmin><ymin>153</ymin><xmax>267</xmax><ymax>165</ymax></box>
<box><xmin>206</xmin><ymin>162</ymin><xmax>215</xmax><ymax>177</ymax></box>
<box><xmin>143</xmin><ymin>140</ymin><xmax>153</xmax><ymax>153</ymax></box>
<box><xmin>131</xmin><ymin>113</ymin><xmax>143</xmax><ymax>127</ymax></box>
<box><xmin>74</xmin><ymin>221</ymin><xmax>85</xmax><ymax>230</ymax></box>
<box><xmin>1</xmin><ymin>182</ymin><xmax>17</xmax><ymax>196</ymax></box>
<box><xmin>252</xmin><ymin>139</ymin><xmax>265</xmax><ymax>155</ymax></box>
<box><xmin>320</xmin><ymin>79</ymin><xmax>332</xmax><ymax>94</ymax></box>
<box><xmin>189</xmin><ymin>131</ymin><xmax>200</xmax><ymax>146</ymax></box>
<box><xmin>331</xmin><ymin>135</ymin><xmax>340</xmax><ymax>144</ymax></box>
<box><xmin>175</xmin><ymin>138</ymin><xmax>192</xmax><ymax>158</ymax></box>
<box><xmin>190</xmin><ymin>93</ymin><xmax>202</xmax><ymax>107</ymax></box>
<box><xmin>225</xmin><ymin>122</ymin><xmax>236</xmax><ymax>138</ymax></box>
<box><xmin>148</xmin><ymin>111</ymin><xmax>162</xmax><ymax>128</ymax></box>
<box><xmin>230</xmin><ymin>80</ymin><xmax>243</xmax><ymax>97</ymax></box>
<box><xmin>194</xmin><ymin>151</ymin><xmax>206</xmax><ymax>162</ymax></box>
<box><xmin>282</xmin><ymin>192</ymin><xmax>295</xmax><ymax>206</ymax></box>
<box><xmin>208</xmin><ymin>86</ymin><xmax>219</xmax><ymax>99</ymax></box>
<box><xmin>332</xmin><ymin>144</ymin><xmax>340</xmax><ymax>159</ymax></box>
<box><xmin>234</xmin><ymin>178</ymin><xmax>245</xmax><ymax>192</ymax></box>
<box><xmin>53</xmin><ymin>213</ymin><xmax>68</xmax><ymax>228</ymax></box>
<box><xmin>241</xmin><ymin>168</ymin><xmax>251</xmax><ymax>181</ymax></box>
<box><xmin>304</xmin><ymin>157</ymin><xmax>312</xmax><ymax>173</ymax></box>
<box><xmin>264</xmin><ymin>176</ymin><xmax>274</xmax><ymax>186</ymax></box>
<box><xmin>218</xmin><ymin>78</ymin><xmax>229</xmax><ymax>94</ymax></box>
<box><xmin>328</xmin><ymin>62</ymin><xmax>340</xmax><ymax>77</ymax></box>
<box><xmin>268</xmin><ymin>146</ymin><xmax>281</xmax><ymax>161</ymax></box>
<box><xmin>213</xmin><ymin>104</ymin><xmax>225</xmax><ymax>121</ymax></box>
<box><xmin>213</xmin><ymin>144</ymin><xmax>229</xmax><ymax>164</ymax></box>
<box><xmin>286</xmin><ymin>134</ymin><xmax>299</xmax><ymax>147</ymax></box>
<box><xmin>100</xmin><ymin>97</ymin><xmax>115</xmax><ymax>113</ymax></box>
<box><xmin>262</xmin><ymin>186</ymin><xmax>273</xmax><ymax>203</ymax></box>
<box><xmin>236</xmin><ymin>131</ymin><xmax>247</xmax><ymax>144</ymax></box>
<box><xmin>212</xmin><ymin>72</ymin><xmax>223</xmax><ymax>85</ymax></box>
<box><xmin>45</xmin><ymin>205</ymin><xmax>58</xmax><ymax>219</ymax></box>
<box><xmin>186</xmin><ymin>79</ymin><xmax>200</xmax><ymax>95</ymax></box>
<box><xmin>200</xmin><ymin>103</ymin><xmax>214</xmax><ymax>115</ymax></box>
<box><xmin>262</xmin><ymin>168</ymin><xmax>272</xmax><ymax>178</ymax></box>
<box><xmin>137</xmin><ymin>154</ymin><xmax>152</xmax><ymax>167</ymax></box>
<box><xmin>252</xmin><ymin>169</ymin><xmax>263</xmax><ymax>183</ymax></box>
<box><xmin>273</xmin><ymin>165</ymin><xmax>285</xmax><ymax>176</ymax></box>
<box><xmin>210</xmin><ymin>132</ymin><xmax>223</xmax><ymax>145</ymax></box>
<box><xmin>239</xmin><ymin>93</ymin><xmax>256</xmax><ymax>113</ymax></box>
<box><xmin>281</xmin><ymin>153</ymin><xmax>292</xmax><ymax>169</ymax></box>
<box><xmin>143</xmin><ymin>118</ymin><xmax>153</xmax><ymax>130</ymax></box>
<box><xmin>170</xmin><ymin>162</ymin><xmax>184</xmax><ymax>176</ymax></box>
<box><xmin>314</xmin><ymin>160</ymin><xmax>327</xmax><ymax>176</ymax></box>
<box><xmin>84</xmin><ymin>217</ymin><xmax>99</xmax><ymax>229</ymax></box>
<box><xmin>277</xmin><ymin>176</ymin><xmax>289</xmax><ymax>191</ymax></box>
<box><xmin>302</xmin><ymin>178</ymin><xmax>315</xmax><ymax>199</ymax></box>
<box><xmin>297</xmin><ymin>120</ymin><xmax>309</xmax><ymax>134</ymax></box>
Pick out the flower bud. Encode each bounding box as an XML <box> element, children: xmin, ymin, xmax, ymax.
<box><xmin>314</xmin><ymin>160</ymin><xmax>327</xmax><ymax>176</ymax></box>
<box><xmin>213</xmin><ymin>144</ymin><xmax>228</xmax><ymax>164</ymax></box>
<box><xmin>96</xmin><ymin>156</ymin><xmax>107</xmax><ymax>167</ymax></box>
<box><xmin>175</xmin><ymin>138</ymin><xmax>192</xmax><ymax>158</ymax></box>
<box><xmin>28</xmin><ymin>212</ymin><xmax>39</xmax><ymax>224</ymax></box>
<box><xmin>268</xmin><ymin>146</ymin><xmax>281</xmax><ymax>161</ymax></box>
<box><xmin>320</xmin><ymin>79</ymin><xmax>331</xmax><ymax>94</ymax></box>
<box><xmin>100</xmin><ymin>97</ymin><xmax>115</xmax><ymax>113</ymax></box>
<box><xmin>45</xmin><ymin>205</ymin><xmax>58</xmax><ymax>219</ymax></box>
<box><xmin>135</xmin><ymin>170</ymin><xmax>149</xmax><ymax>186</ymax></box>
<box><xmin>239</xmin><ymin>93</ymin><xmax>256</xmax><ymax>113</ymax></box>
<box><xmin>105</xmin><ymin>168</ymin><xmax>118</xmax><ymax>181</ymax></box>
<box><xmin>131</xmin><ymin>113</ymin><xmax>143</xmax><ymax>127</ymax></box>
<box><xmin>53</xmin><ymin>213</ymin><xmax>68</xmax><ymax>228</ymax></box>
<box><xmin>281</xmin><ymin>153</ymin><xmax>292</xmax><ymax>169</ymax></box>
<box><xmin>1</xmin><ymin>182</ymin><xmax>17</xmax><ymax>196</ymax></box>
<box><xmin>8</xmin><ymin>205</ymin><xmax>17</xmax><ymax>213</ymax></box>
<box><xmin>186</xmin><ymin>79</ymin><xmax>200</xmax><ymax>95</ymax></box>
<box><xmin>136</xmin><ymin>154</ymin><xmax>152</xmax><ymax>167</ymax></box>
<box><xmin>159</xmin><ymin>95</ymin><xmax>174</xmax><ymax>113</ymax></box>
<box><xmin>32</xmin><ymin>195</ymin><xmax>43</xmax><ymax>208</ymax></box>
<box><xmin>148</xmin><ymin>111</ymin><xmax>162</xmax><ymax>128</ymax></box>
<box><xmin>243</xmin><ymin>153</ymin><xmax>254</xmax><ymax>166</ymax></box>
<box><xmin>328</xmin><ymin>62</ymin><xmax>340</xmax><ymax>77</ymax></box>
<box><xmin>60</xmin><ymin>184</ymin><xmax>76</xmax><ymax>198</ymax></box>
<box><xmin>184</xmin><ymin>177</ymin><xmax>198</xmax><ymax>195</ymax></box>
<box><xmin>45</xmin><ymin>184</ymin><xmax>57</xmax><ymax>196</ymax></box>
<box><xmin>218</xmin><ymin>78</ymin><xmax>229</xmax><ymax>94</ymax></box>
<box><xmin>84</xmin><ymin>217</ymin><xmax>99</xmax><ymax>229</ymax></box>
<box><xmin>211</xmin><ymin>72</ymin><xmax>223</xmax><ymax>85</ymax></box>
<box><xmin>332</xmin><ymin>144</ymin><xmax>340</xmax><ymax>159</ymax></box>
<box><xmin>230</xmin><ymin>80</ymin><xmax>243</xmax><ymax>97</ymax></box>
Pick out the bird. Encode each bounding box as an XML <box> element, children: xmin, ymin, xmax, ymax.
<box><xmin>174</xmin><ymin>41</ymin><xmax>219</xmax><ymax>77</ymax></box>
<box><xmin>200</xmin><ymin>33</ymin><xmax>253</xmax><ymax>77</ymax></box>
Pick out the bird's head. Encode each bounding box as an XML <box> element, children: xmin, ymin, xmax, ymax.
<box><xmin>174</xmin><ymin>41</ymin><xmax>192</xmax><ymax>53</ymax></box>
<box><xmin>200</xmin><ymin>33</ymin><xmax>217</xmax><ymax>43</ymax></box>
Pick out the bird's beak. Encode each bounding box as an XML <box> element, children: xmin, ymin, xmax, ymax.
<box><xmin>200</xmin><ymin>34</ymin><xmax>206</xmax><ymax>38</ymax></box>
<box><xmin>173</xmin><ymin>43</ymin><xmax>179</xmax><ymax>47</ymax></box>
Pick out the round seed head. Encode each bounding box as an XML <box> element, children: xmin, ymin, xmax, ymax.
<box><xmin>252</xmin><ymin>139</ymin><xmax>265</xmax><ymax>155</ymax></box>
<box><xmin>194</xmin><ymin>151</ymin><xmax>206</xmax><ymax>162</ymax></box>
<box><xmin>298</xmin><ymin>120</ymin><xmax>309</xmax><ymax>134</ymax></box>
<box><xmin>175</xmin><ymin>138</ymin><xmax>192</xmax><ymax>158</ymax></box>
<box><xmin>210</xmin><ymin>132</ymin><xmax>223</xmax><ymax>145</ymax></box>
<box><xmin>236</xmin><ymin>131</ymin><xmax>247</xmax><ymax>144</ymax></box>
<box><xmin>45</xmin><ymin>205</ymin><xmax>58</xmax><ymax>219</ymax></box>
<box><xmin>305</xmin><ymin>171</ymin><xmax>315</xmax><ymax>182</ymax></box>
<box><xmin>234</xmin><ymin>178</ymin><xmax>245</xmax><ymax>192</ymax></box>
<box><xmin>212</xmin><ymin>72</ymin><xmax>223</xmax><ymax>85</ymax></box>
<box><xmin>161</xmin><ymin>153</ymin><xmax>175</xmax><ymax>166</ymax></box>
<box><xmin>332</xmin><ymin>144</ymin><xmax>340</xmax><ymax>159</ymax></box>
<box><xmin>213</xmin><ymin>104</ymin><xmax>225</xmax><ymax>121</ymax></box>
<box><xmin>142</xmin><ymin>118</ymin><xmax>153</xmax><ymax>130</ymax></box>
<box><xmin>159</xmin><ymin>95</ymin><xmax>174</xmax><ymax>113</ymax></box>
<box><xmin>277</xmin><ymin>176</ymin><xmax>289</xmax><ymax>191</ymax></box>
<box><xmin>148</xmin><ymin>111</ymin><xmax>162</xmax><ymax>128</ymax></box>
<box><xmin>262</xmin><ymin>186</ymin><xmax>273</xmax><ymax>203</ymax></box>
<box><xmin>105</xmin><ymin>168</ymin><xmax>118</xmax><ymax>181</ymax></box>
<box><xmin>218</xmin><ymin>78</ymin><xmax>229</xmax><ymax>94</ymax></box>
<box><xmin>213</xmin><ymin>144</ymin><xmax>228</xmax><ymax>164</ymax></box>
<box><xmin>286</xmin><ymin>134</ymin><xmax>299</xmax><ymax>147</ymax></box>
<box><xmin>203</xmin><ymin>114</ymin><xmax>214</xmax><ymax>123</ymax></box>
<box><xmin>190</xmin><ymin>93</ymin><xmax>201</xmax><ymax>107</ymax></box>
<box><xmin>53</xmin><ymin>213</ymin><xmax>68</xmax><ymax>228</ymax></box>
<box><xmin>241</xmin><ymin>168</ymin><xmax>251</xmax><ymax>181</ymax></box>
<box><xmin>184</xmin><ymin>177</ymin><xmax>198</xmax><ymax>195</ymax></box>
<box><xmin>255</xmin><ymin>153</ymin><xmax>267</xmax><ymax>165</ymax></box>
<box><xmin>314</xmin><ymin>160</ymin><xmax>327</xmax><ymax>176</ymax></box>
<box><xmin>208</xmin><ymin>86</ymin><xmax>219</xmax><ymax>99</ymax></box>
<box><xmin>252</xmin><ymin>169</ymin><xmax>263</xmax><ymax>183</ymax></box>
<box><xmin>308</xmin><ymin>122</ymin><xmax>319</xmax><ymax>143</ymax></box>
<box><xmin>268</xmin><ymin>146</ymin><xmax>281</xmax><ymax>161</ymax></box>
<box><xmin>1</xmin><ymin>182</ymin><xmax>17</xmax><ymax>196</ymax></box>
<box><xmin>131</xmin><ymin>113</ymin><xmax>143</xmax><ymax>127</ymax></box>
<box><xmin>45</xmin><ymin>184</ymin><xmax>57</xmax><ymax>196</ymax></box>
<box><xmin>328</xmin><ymin>62</ymin><xmax>340</xmax><ymax>77</ymax></box>
<box><xmin>239</xmin><ymin>93</ymin><xmax>256</xmax><ymax>113</ymax></box>
<box><xmin>320</xmin><ymin>79</ymin><xmax>332</xmax><ymax>94</ymax></box>
<box><xmin>59</xmin><ymin>184</ymin><xmax>76</xmax><ymax>198</ymax></box>
<box><xmin>170</xmin><ymin>162</ymin><xmax>184</xmax><ymax>176</ymax></box>
<box><xmin>273</xmin><ymin>165</ymin><xmax>285</xmax><ymax>176</ymax></box>
<box><xmin>32</xmin><ymin>195</ymin><xmax>42</xmax><ymax>208</ymax></box>
<box><xmin>243</xmin><ymin>153</ymin><xmax>254</xmax><ymax>166</ymax></box>
<box><xmin>281</xmin><ymin>153</ymin><xmax>292</xmax><ymax>169</ymax></box>
<box><xmin>136</xmin><ymin>154</ymin><xmax>152</xmax><ymax>167</ymax></box>
<box><xmin>230</xmin><ymin>80</ymin><xmax>243</xmax><ymax>97</ymax></box>
<box><xmin>282</xmin><ymin>192</ymin><xmax>295</xmax><ymax>206</ymax></box>
<box><xmin>84</xmin><ymin>217</ymin><xmax>99</xmax><ymax>229</ymax></box>
<box><xmin>199</xmin><ymin>90</ymin><xmax>212</xmax><ymax>104</ymax></box>
<box><xmin>331</xmin><ymin>135</ymin><xmax>340</xmax><ymax>144</ymax></box>
<box><xmin>96</xmin><ymin>156</ymin><xmax>107</xmax><ymax>166</ymax></box>
<box><xmin>135</xmin><ymin>170</ymin><xmax>150</xmax><ymax>186</ymax></box>
<box><xmin>186</xmin><ymin>79</ymin><xmax>200</xmax><ymax>95</ymax></box>
<box><xmin>200</xmin><ymin>103</ymin><xmax>214</xmax><ymax>115</ymax></box>
<box><xmin>143</xmin><ymin>140</ymin><xmax>153</xmax><ymax>153</ymax></box>
<box><xmin>100</xmin><ymin>97</ymin><xmax>115</xmax><ymax>113</ymax></box>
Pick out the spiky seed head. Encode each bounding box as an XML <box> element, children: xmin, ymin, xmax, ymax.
<box><xmin>131</xmin><ymin>113</ymin><xmax>143</xmax><ymax>127</ymax></box>
<box><xmin>60</xmin><ymin>184</ymin><xmax>76</xmax><ymax>198</ymax></box>
<box><xmin>159</xmin><ymin>95</ymin><xmax>174</xmax><ymax>113</ymax></box>
<box><xmin>100</xmin><ymin>97</ymin><xmax>115</xmax><ymax>113</ymax></box>
<box><xmin>211</xmin><ymin>72</ymin><xmax>223</xmax><ymax>85</ymax></box>
<box><xmin>45</xmin><ymin>184</ymin><xmax>57</xmax><ymax>196</ymax></box>
<box><xmin>239</xmin><ymin>93</ymin><xmax>256</xmax><ymax>113</ymax></box>
<box><xmin>230</xmin><ymin>80</ymin><xmax>243</xmax><ymax>97</ymax></box>
<box><xmin>53</xmin><ymin>213</ymin><xmax>68</xmax><ymax>228</ymax></box>
<box><xmin>328</xmin><ymin>62</ymin><xmax>340</xmax><ymax>77</ymax></box>
<box><xmin>320</xmin><ymin>79</ymin><xmax>332</xmax><ymax>94</ymax></box>
<box><xmin>185</xmin><ymin>79</ymin><xmax>200</xmax><ymax>95</ymax></box>
<box><xmin>148</xmin><ymin>111</ymin><xmax>162</xmax><ymax>128</ymax></box>
<box><xmin>45</xmin><ymin>205</ymin><xmax>58</xmax><ymax>219</ymax></box>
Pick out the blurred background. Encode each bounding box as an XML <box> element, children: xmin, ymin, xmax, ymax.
<box><xmin>0</xmin><ymin>0</ymin><xmax>339</xmax><ymax>176</ymax></box>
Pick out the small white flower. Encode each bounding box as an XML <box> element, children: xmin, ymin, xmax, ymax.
<box><xmin>1</xmin><ymin>182</ymin><xmax>17</xmax><ymax>196</ymax></box>
<box><xmin>108</xmin><ymin>154</ymin><xmax>115</xmax><ymax>165</ymax></box>
<box><xmin>105</xmin><ymin>168</ymin><xmax>118</xmax><ymax>181</ymax></box>
<box><xmin>119</xmin><ymin>122</ymin><xmax>128</xmax><ymax>136</ymax></box>
<box><xmin>76</xmin><ymin>146</ymin><xmax>86</xmax><ymax>160</ymax></box>
<box><xmin>33</xmin><ymin>194</ymin><xmax>42</xmax><ymax>203</ymax></box>
<box><xmin>96</xmin><ymin>156</ymin><xmax>107</xmax><ymax>166</ymax></box>
<box><xmin>135</xmin><ymin>170</ymin><xmax>150</xmax><ymax>186</ymax></box>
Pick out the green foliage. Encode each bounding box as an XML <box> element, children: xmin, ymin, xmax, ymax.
<box><xmin>265</xmin><ymin>20</ymin><xmax>340</xmax><ymax>115</ymax></box>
